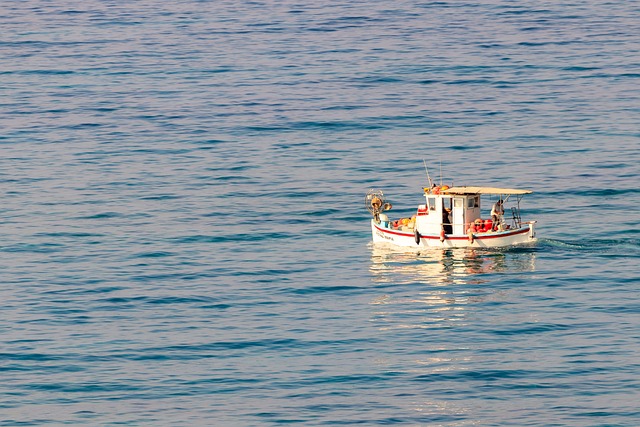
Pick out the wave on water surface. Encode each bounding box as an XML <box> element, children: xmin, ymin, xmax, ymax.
<box><xmin>538</xmin><ymin>237</ymin><xmax>640</xmax><ymax>254</ymax></box>
<box><xmin>2</xmin><ymin>0</ymin><xmax>640</xmax><ymax>426</ymax></box>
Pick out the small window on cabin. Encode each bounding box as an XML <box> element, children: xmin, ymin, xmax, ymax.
<box><xmin>454</xmin><ymin>199</ymin><xmax>463</xmax><ymax>208</ymax></box>
<box><xmin>467</xmin><ymin>197</ymin><xmax>479</xmax><ymax>208</ymax></box>
<box><xmin>428</xmin><ymin>197</ymin><xmax>436</xmax><ymax>211</ymax></box>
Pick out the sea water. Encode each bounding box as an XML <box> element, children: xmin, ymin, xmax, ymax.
<box><xmin>1</xmin><ymin>1</ymin><xmax>639</xmax><ymax>425</ymax></box>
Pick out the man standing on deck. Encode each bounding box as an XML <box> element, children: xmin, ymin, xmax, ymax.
<box><xmin>491</xmin><ymin>199</ymin><xmax>504</xmax><ymax>230</ymax></box>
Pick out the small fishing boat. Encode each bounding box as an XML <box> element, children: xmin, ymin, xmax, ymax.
<box><xmin>365</xmin><ymin>180</ymin><xmax>537</xmax><ymax>248</ymax></box>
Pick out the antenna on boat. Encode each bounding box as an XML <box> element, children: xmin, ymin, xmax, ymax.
<box><xmin>422</xmin><ymin>159</ymin><xmax>433</xmax><ymax>188</ymax></box>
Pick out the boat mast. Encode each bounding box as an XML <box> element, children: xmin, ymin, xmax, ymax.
<box><xmin>423</xmin><ymin>159</ymin><xmax>433</xmax><ymax>188</ymax></box>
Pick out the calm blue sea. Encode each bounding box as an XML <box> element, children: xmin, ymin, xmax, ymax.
<box><xmin>1</xmin><ymin>1</ymin><xmax>639</xmax><ymax>426</ymax></box>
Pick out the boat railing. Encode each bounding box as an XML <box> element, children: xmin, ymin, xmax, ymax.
<box><xmin>511</xmin><ymin>207</ymin><xmax>522</xmax><ymax>228</ymax></box>
<box><xmin>428</xmin><ymin>220</ymin><xmax>531</xmax><ymax>233</ymax></box>
<box><xmin>443</xmin><ymin>217</ymin><xmax>530</xmax><ymax>233</ymax></box>
<box><xmin>385</xmin><ymin>219</ymin><xmax>534</xmax><ymax>234</ymax></box>
<box><xmin>386</xmin><ymin>215</ymin><xmax>533</xmax><ymax>233</ymax></box>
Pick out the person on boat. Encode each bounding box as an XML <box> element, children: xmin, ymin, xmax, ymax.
<box><xmin>442</xmin><ymin>208</ymin><xmax>452</xmax><ymax>234</ymax></box>
<box><xmin>491</xmin><ymin>199</ymin><xmax>504</xmax><ymax>229</ymax></box>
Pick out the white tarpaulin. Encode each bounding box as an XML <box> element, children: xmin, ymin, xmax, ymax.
<box><xmin>441</xmin><ymin>186</ymin><xmax>532</xmax><ymax>195</ymax></box>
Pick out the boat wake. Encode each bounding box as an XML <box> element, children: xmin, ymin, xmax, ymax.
<box><xmin>536</xmin><ymin>237</ymin><xmax>640</xmax><ymax>255</ymax></box>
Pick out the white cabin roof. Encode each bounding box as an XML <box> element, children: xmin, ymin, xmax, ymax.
<box><xmin>441</xmin><ymin>186</ymin><xmax>532</xmax><ymax>195</ymax></box>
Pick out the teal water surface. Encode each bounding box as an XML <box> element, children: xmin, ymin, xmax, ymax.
<box><xmin>1</xmin><ymin>1</ymin><xmax>639</xmax><ymax>426</ymax></box>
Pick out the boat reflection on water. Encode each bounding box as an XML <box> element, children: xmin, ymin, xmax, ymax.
<box><xmin>369</xmin><ymin>243</ymin><xmax>537</xmax><ymax>286</ymax></box>
<box><xmin>368</xmin><ymin>242</ymin><xmax>537</xmax><ymax>331</ymax></box>
<box><xmin>369</xmin><ymin>245</ymin><xmax>536</xmax><ymax>425</ymax></box>
<box><xmin>368</xmin><ymin>244</ymin><xmax>538</xmax><ymax>420</ymax></box>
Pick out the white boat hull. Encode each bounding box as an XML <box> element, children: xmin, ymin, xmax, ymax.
<box><xmin>371</xmin><ymin>219</ymin><xmax>536</xmax><ymax>248</ymax></box>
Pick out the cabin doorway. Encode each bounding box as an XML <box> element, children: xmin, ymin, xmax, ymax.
<box><xmin>442</xmin><ymin>197</ymin><xmax>453</xmax><ymax>235</ymax></box>
<box><xmin>452</xmin><ymin>197</ymin><xmax>465</xmax><ymax>235</ymax></box>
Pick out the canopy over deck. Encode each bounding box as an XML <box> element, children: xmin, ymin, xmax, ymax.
<box><xmin>441</xmin><ymin>186</ymin><xmax>533</xmax><ymax>195</ymax></box>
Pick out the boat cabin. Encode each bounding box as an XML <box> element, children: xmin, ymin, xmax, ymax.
<box><xmin>416</xmin><ymin>186</ymin><xmax>531</xmax><ymax>236</ymax></box>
